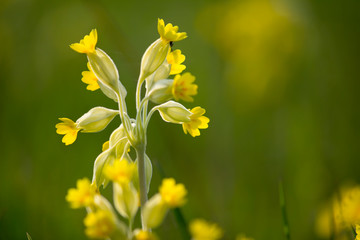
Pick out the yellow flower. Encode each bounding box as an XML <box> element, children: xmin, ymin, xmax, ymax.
<box><xmin>167</xmin><ymin>49</ymin><xmax>186</xmax><ymax>75</ymax></box>
<box><xmin>65</xmin><ymin>178</ymin><xmax>97</xmax><ymax>208</ymax></box>
<box><xmin>189</xmin><ymin>219</ymin><xmax>223</xmax><ymax>240</ymax></box>
<box><xmin>70</xmin><ymin>29</ymin><xmax>97</xmax><ymax>54</ymax></box>
<box><xmin>104</xmin><ymin>160</ymin><xmax>136</xmax><ymax>185</ymax></box>
<box><xmin>356</xmin><ymin>224</ymin><xmax>360</xmax><ymax>240</ymax></box>
<box><xmin>82</xmin><ymin>62</ymin><xmax>100</xmax><ymax>91</ymax></box>
<box><xmin>84</xmin><ymin>210</ymin><xmax>115</xmax><ymax>239</ymax></box>
<box><xmin>102</xmin><ymin>141</ymin><xmax>110</xmax><ymax>152</ymax></box>
<box><xmin>159</xmin><ymin>178</ymin><xmax>187</xmax><ymax>207</ymax></box>
<box><xmin>182</xmin><ymin>107</ymin><xmax>209</xmax><ymax>137</ymax></box>
<box><xmin>158</xmin><ymin>19</ymin><xmax>187</xmax><ymax>43</ymax></box>
<box><xmin>172</xmin><ymin>72</ymin><xmax>198</xmax><ymax>102</ymax></box>
<box><xmin>55</xmin><ymin>118</ymin><xmax>80</xmax><ymax>145</ymax></box>
<box><xmin>134</xmin><ymin>230</ymin><xmax>158</xmax><ymax>240</ymax></box>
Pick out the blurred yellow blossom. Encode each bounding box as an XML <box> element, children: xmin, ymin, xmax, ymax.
<box><xmin>158</xmin><ymin>19</ymin><xmax>187</xmax><ymax>43</ymax></box>
<box><xmin>134</xmin><ymin>229</ymin><xmax>158</xmax><ymax>240</ymax></box>
<box><xmin>84</xmin><ymin>210</ymin><xmax>115</xmax><ymax>239</ymax></box>
<box><xmin>182</xmin><ymin>107</ymin><xmax>209</xmax><ymax>137</ymax></box>
<box><xmin>159</xmin><ymin>178</ymin><xmax>187</xmax><ymax>207</ymax></box>
<box><xmin>70</xmin><ymin>29</ymin><xmax>97</xmax><ymax>54</ymax></box>
<box><xmin>356</xmin><ymin>224</ymin><xmax>360</xmax><ymax>240</ymax></box>
<box><xmin>167</xmin><ymin>49</ymin><xmax>186</xmax><ymax>75</ymax></box>
<box><xmin>104</xmin><ymin>160</ymin><xmax>136</xmax><ymax>185</ymax></box>
<box><xmin>190</xmin><ymin>219</ymin><xmax>223</xmax><ymax>240</ymax></box>
<box><xmin>172</xmin><ymin>72</ymin><xmax>198</xmax><ymax>102</ymax></box>
<box><xmin>66</xmin><ymin>178</ymin><xmax>97</xmax><ymax>208</ymax></box>
<box><xmin>55</xmin><ymin>118</ymin><xmax>80</xmax><ymax>145</ymax></box>
<box><xmin>82</xmin><ymin>62</ymin><xmax>100</xmax><ymax>91</ymax></box>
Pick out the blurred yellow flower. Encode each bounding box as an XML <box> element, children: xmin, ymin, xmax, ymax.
<box><xmin>66</xmin><ymin>178</ymin><xmax>97</xmax><ymax>208</ymax></box>
<box><xmin>189</xmin><ymin>219</ymin><xmax>223</xmax><ymax>240</ymax></box>
<box><xmin>158</xmin><ymin>19</ymin><xmax>187</xmax><ymax>43</ymax></box>
<box><xmin>84</xmin><ymin>210</ymin><xmax>115</xmax><ymax>239</ymax></box>
<box><xmin>159</xmin><ymin>178</ymin><xmax>187</xmax><ymax>207</ymax></box>
<box><xmin>55</xmin><ymin>118</ymin><xmax>80</xmax><ymax>145</ymax></box>
<box><xmin>167</xmin><ymin>49</ymin><xmax>186</xmax><ymax>75</ymax></box>
<box><xmin>172</xmin><ymin>72</ymin><xmax>198</xmax><ymax>102</ymax></box>
<box><xmin>134</xmin><ymin>229</ymin><xmax>158</xmax><ymax>240</ymax></box>
<box><xmin>104</xmin><ymin>160</ymin><xmax>136</xmax><ymax>185</ymax></box>
<box><xmin>182</xmin><ymin>107</ymin><xmax>209</xmax><ymax>137</ymax></box>
<box><xmin>82</xmin><ymin>62</ymin><xmax>100</xmax><ymax>91</ymax></box>
<box><xmin>70</xmin><ymin>29</ymin><xmax>97</xmax><ymax>54</ymax></box>
<box><xmin>356</xmin><ymin>224</ymin><xmax>360</xmax><ymax>240</ymax></box>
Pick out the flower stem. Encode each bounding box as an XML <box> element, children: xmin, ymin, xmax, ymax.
<box><xmin>136</xmin><ymin>144</ymin><xmax>148</xmax><ymax>229</ymax></box>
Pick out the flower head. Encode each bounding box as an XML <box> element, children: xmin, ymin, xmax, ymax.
<box><xmin>55</xmin><ymin>118</ymin><xmax>80</xmax><ymax>145</ymax></box>
<box><xmin>82</xmin><ymin>62</ymin><xmax>100</xmax><ymax>91</ymax></box>
<box><xmin>189</xmin><ymin>219</ymin><xmax>223</xmax><ymax>240</ymax></box>
<box><xmin>159</xmin><ymin>178</ymin><xmax>187</xmax><ymax>207</ymax></box>
<box><xmin>182</xmin><ymin>107</ymin><xmax>210</xmax><ymax>137</ymax></box>
<box><xmin>167</xmin><ymin>49</ymin><xmax>186</xmax><ymax>75</ymax></box>
<box><xmin>134</xmin><ymin>229</ymin><xmax>158</xmax><ymax>240</ymax></box>
<box><xmin>158</xmin><ymin>19</ymin><xmax>187</xmax><ymax>43</ymax></box>
<box><xmin>172</xmin><ymin>72</ymin><xmax>198</xmax><ymax>102</ymax></box>
<box><xmin>66</xmin><ymin>178</ymin><xmax>97</xmax><ymax>208</ymax></box>
<box><xmin>104</xmin><ymin>160</ymin><xmax>136</xmax><ymax>185</ymax></box>
<box><xmin>70</xmin><ymin>29</ymin><xmax>97</xmax><ymax>54</ymax></box>
<box><xmin>84</xmin><ymin>210</ymin><xmax>115</xmax><ymax>239</ymax></box>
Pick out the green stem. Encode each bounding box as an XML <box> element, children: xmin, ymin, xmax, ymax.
<box><xmin>116</xmin><ymin>93</ymin><xmax>132</xmax><ymax>142</ymax></box>
<box><xmin>279</xmin><ymin>180</ymin><xmax>291</xmax><ymax>240</ymax></box>
<box><xmin>136</xmin><ymin>144</ymin><xmax>148</xmax><ymax>230</ymax></box>
<box><xmin>136</xmin><ymin>74</ymin><xmax>145</xmax><ymax>111</ymax></box>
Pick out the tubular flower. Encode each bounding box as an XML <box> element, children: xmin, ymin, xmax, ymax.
<box><xmin>172</xmin><ymin>72</ymin><xmax>198</xmax><ymax>102</ymax></box>
<box><xmin>167</xmin><ymin>49</ymin><xmax>186</xmax><ymax>75</ymax></box>
<box><xmin>84</xmin><ymin>210</ymin><xmax>115</xmax><ymax>239</ymax></box>
<box><xmin>104</xmin><ymin>160</ymin><xmax>136</xmax><ymax>185</ymax></box>
<box><xmin>157</xmin><ymin>18</ymin><xmax>187</xmax><ymax>43</ymax></box>
<box><xmin>189</xmin><ymin>219</ymin><xmax>223</xmax><ymax>240</ymax></box>
<box><xmin>182</xmin><ymin>107</ymin><xmax>209</xmax><ymax>137</ymax></box>
<box><xmin>134</xmin><ymin>230</ymin><xmax>158</xmax><ymax>240</ymax></box>
<box><xmin>55</xmin><ymin>118</ymin><xmax>81</xmax><ymax>145</ymax></box>
<box><xmin>66</xmin><ymin>178</ymin><xmax>97</xmax><ymax>208</ymax></box>
<box><xmin>70</xmin><ymin>29</ymin><xmax>97</xmax><ymax>54</ymax></box>
<box><xmin>159</xmin><ymin>178</ymin><xmax>187</xmax><ymax>207</ymax></box>
<box><xmin>82</xmin><ymin>62</ymin><xmax>100</xmax><ymax>91</ymax></box>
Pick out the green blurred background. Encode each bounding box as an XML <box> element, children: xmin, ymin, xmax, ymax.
<box><xmin>1</xmin><ymin>0</ymin><xmax>360</xmax><ymax>239</ymax></box>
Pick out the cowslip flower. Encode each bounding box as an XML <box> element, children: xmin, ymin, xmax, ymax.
<box><xmin>66</xmin><ymin>178</ymin><xmax>97</xmax><ymax>208</ymax></box>
<box><xmin>70</xmin><ymin>29</ymin><xmax>97</xmax><ymax>54</ymax></box>
<box><xmin>167</xmin><ymin>49</ymin><xmax>186</xmax><ymax>75</ymax></box>
<box><xmin>104</xmin><ymin>160</ymin><xmax>136</xmax><ymax>185</ymax></box>
<box><xmin>189</xmin><ymin>219</ymin><xmax>223</xmax><ymax>240</ymax></box>
<box><xmin>84</xmin><ymin>210</ymin><xmax>115</xmax><ymax>239</ymax></box>
<box><xmin>159</xmin><ymin>178</ymin><xmax>187</xmax><ymax>207</ymax></box>
<box><xmin>55</xmin><ymin>118</ymin><xmax>80</xmax><ymax>145</ymax></box>
<box><xmin>158</xmin><ymin>18</ymin><xmax>187</xmax><ymax>43</ymax></box>
<box><xmin>172</xmin><ymin>72</ymin><xmax>198</xmax><ymax>102</ymax></box>
<box><xmin>182</xmin><ymin>107</ymin><xmax>209</xmax><ymax>137</ymax></box>
<box><xmin>82</xmin><ymin>62</ymin><xmax>100</xmax><ymax>91</ymax></box>
<box><xmin>134</xmin><ymin>229</ymin><xmax>158</xmax><ymax>240</ymax></box>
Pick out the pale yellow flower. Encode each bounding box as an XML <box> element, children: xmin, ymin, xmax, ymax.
<box><xmin>159</xmin><ymin>178</ymin><xmax>187</xmax><ymax>207</ymax></box>
<box><xmin>167</xmin><ymin>49</ymin><xmax>186</xmax><ymax>75</ymax></box>
<box><xmin>55</xmin><ymin>118</ymin><xmax>80</xmax><ymax>145</ymax></box>
<box><xmin>65</xmin><ymin>178</ymin><xmax>97</xmax><ymax>208</ymax></box>
<box><xmin>189</xmin><ymin>219</ymin><xmax>223</xmax><ymax>240</ymax></box>
<box><xmin>82</xmin><ymin>62</ymin><xmax>100</xmax><ymax>91</ymax></box>
<box><xmin>158</xmin><ymin>19</ymin><xmax>187</xmax><ymax>43</ymax></box>
<box><xmin>70</xmin><ymin>29</ymin><xmax>97</xmax><ymax>54</ymax></box>
<box><xmin>172</xmin><ymin>72</ymin><xmax>198</xmax><ymax>102</ymax></box>
<box><xmin>134</xmin><ymin>229</ymin><xmax>158</xmax><ymax>240</ymax></box>
<box><xmin>182</xmin><ymin>107</ymin><xmax>209</xmax><ymax>137</ymax></box>
<box><xmin>104</xmin><ymin>160</ymin><xmax>136</xmax><ymax>185</ymax></box>
<box><xmin>84</xmin><ymin>210</ymin><xmax>115</xmax><ymax>239</ymax></box>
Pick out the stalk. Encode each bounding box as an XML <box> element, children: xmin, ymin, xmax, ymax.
<box><xmin>136</xmin><ymin>144</ymin><xmax>148</xmax><ymax>229</ymax></box>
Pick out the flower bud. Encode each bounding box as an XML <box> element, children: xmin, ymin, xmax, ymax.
<box><xmin>113</xmin><ymin>182</ymin><xmax>139</xmax><ymax>220</ymax></box>
<box><xmin>157</xmin><ymin>101</ymin><xmax>192</xmax><ymax>124</ymax></box>
<box><xmin>76</xmin><ymin>107</ymin><xmax>118</xmax><ymax>133</ymax></box>
<box><xmin>148</xmin><ymin>79</ymin><xmax>173</xmax><ymax>104</ymax></box>
<box><xmin>143</xmin><ymin>194</ymin><xmax>168</xmax><ymax>229</ymax></box>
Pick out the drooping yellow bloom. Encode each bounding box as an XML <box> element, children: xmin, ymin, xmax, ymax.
<box><xmin>236</xmin><ymin>234</ymin><xmax>254</xmax><ymax>240</ymax></box>
<box><xmin>102</xmin><ymin>141</ymin><xmax>109</xmax><ymax>152</ymax></box>
<box><xmin>66</xmin><ymin>178</ymin><xmax>97</xmax><ymax>208</ymax></box>
<box><xmin>82</xmin><ymin>62</ymin><xmax>100</xmax><ymax>91</ymax></box>
<box><xmin>172</xmin><ymin>72</ymin><xmax>198</xmax><ymax>102</ymax></box>
<box><xmin>189</xmin><ymin>219</ymin><xmax>223</xmax><ymax>240</ymax></box>
<box><xmin>158</xmin><ymin>19</ymin><xmax>187</xmax><ymax>43</ymax></box>
<box><xmin>104</xmin><ymin>160</ymin><xmax>136</xmax><ymax>185</ymax></box>
<box><xmin>159</xmin><ymin>178</ymin><xmax>187</xmax><ymax>207</ymax></box>
<box><xmin>134</xmin><ymin>230</ymin><xmax>158</xmax><ymax>240</ymax></box>
<box><xmin>84</xmin><ymin>210</ymin><xmax>115</xmax><ymax>239</ymax></box>
<box><xmin>70</xmin><ymin>29</ymin><xmax>97</xmax><ymax>54</ymax></box>
<box><xmin>182</xmin><ymin>107</ymin><xmax>209</xmax><ymax>137</ymax></box>
<box><xmin>167</xmin><ymin>49</ymin><xmax>186</xmax><ymax>75</ymax></box>
<box><xmin>55</xmin><ymin>118</ymin><xmax>80</xmax><ymax>145</ymax></box>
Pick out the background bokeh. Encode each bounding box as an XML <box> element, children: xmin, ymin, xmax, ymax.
<box><xmin>1</xmin><ymin>0</ymin><xmax>360</xmax><ymax>239</ymax></box>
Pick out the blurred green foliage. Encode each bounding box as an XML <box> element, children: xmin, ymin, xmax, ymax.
<box><xmin>1</xmin><ymin>0</ymin><xmax>360</xmax><ymax>239</ymax></box>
